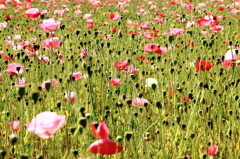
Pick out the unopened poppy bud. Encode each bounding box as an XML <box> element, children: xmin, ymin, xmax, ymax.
<box><xmin>116</xmin><ymin>101</ymin><xmax>123</xmax><ymax>108</ymax></box>
<box><xmin>126</xmin><ymin>99</ymin><xmax>132</xmax><ymax>105</ymax></box>
<box><xmin>151</xmin><ymin>83</ymin><xmax>157</xmax><ymax>90</ymax></box>
<box><xmin>202</xmin><ymin>154</ymin><xmax>207</xmax><ymax>159</ymax></box>
<box><xmin>79</xmin><ymin>117</ymin><xmax>87</xmax><ymax>127</ymax></box>
<box><xmin>76</xmin><ymin>30</ymin><xmax>80</xmax><ymax>36</ymax></box>
<box><xmin>144</xmin><ymin>102</ymin><xmax>148</xmax><ymax>107</ymax></box>
<box><xmin>235</xmin><ymin>95</ymin><xmax>239</xmax><ymax>101</ymax></box>
<box><xmin>190</xmin><ymin>133</ymin><xmax>195</xmax><ymax>139</ymax></box>
<box><xmin>181</xmin><ymin>124</ymin><xmax>187</xmax><ymax>130</ymax></box>
<box><xmin>156</xmin><ymin>101</ymin><xmax>162</xmax><ymax>109</ymax></box>
<box><xmin>134</xmin><ymin>112</ymin><xmax>138</xmax><ymax>117</ymax></box>
<box><xmin>72</xmin><ymin>150</ymin><xmax>78</xmax><ymax>156</ymax></box>
<box><xmin>175</xmin><ymin>116</ymin><xmax>181</xmax><ymax>123</ymax></box>
<box><xmin>79</xmin><ymin>107</ymin><xmax>85</xmax><ymax>113</ymax></box>
<box><xmin>60</xmin><ymin>25</ymin><xmax>65</xmax><ymax>30</ymax></box>
<box><xmin>44</xmin><ymin>82</ymin><xmax>51</xmax><ymax>91</ymax></box>
<box><xmin>9</xmin><ymin>134</ymin><xmax>19</xmax><ymax>145</ymax></box>
<box><xmin>69</xmin><ymin>127</ymin><xmax>76</xmax><ymax>134</ymax></box>
<box><xmin>168</xmin><ymin>36</ymin><xmax>174</xmax><ymax>43</ymax></box>
<box><xmin>17</xmin><ymin>85</ymin><xmax>26</xmax><ymax>97</ymax></box>
<box><xmin>116</xmin><ymin>136</ymin><xmax>123</xmax><ymax>142</ymax></box>
<box><xmin>31</xmin><ymin>91</ymin><xmax>39</xmax><ymax>103</ymax></box>
<box><xmin>124</xmin><ymin>132</ymin><xmax>133</xmax><ymax>141</ymax></box>
<box><xmin>0</xmin><ymin>149</ymin><xmax>6</xmax><ymax>159</ymax></box>
<box><xmin>20</xmin><ymin>154</ymin><xmax>28</xmax><ymax>159</ymax></box>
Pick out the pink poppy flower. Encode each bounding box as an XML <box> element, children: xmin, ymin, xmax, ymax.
<box><xmin>64</xmin><ymin>92</ymin><xmax>76</xmax><ymax>103</ymax></box>
<box><xmin>5</xmin><ymin>40</ymin><xmax>14</xmax><ymax>47</ymax></box>
<box><xmin>26</xmin><ymin>111</ymin><xmax>66</xmax><ymax>139</ymax></box>
<box><xmin>210</xmin><ymin>25</ymin><xmax>224</xmax><ymax>32</ymax></box>
<box><xmin>39</xmin><ymin>18</ymin><xmax>61</xmax><ymax>32</ymax></box>
<box><xmin>124</xmin><ymin>65</ymin><xmax>139</xmax><ymax>75</ymax></box>
<box><xmin>83</xmin><ymin>14</ymin><xmax>92</xmax><ymax>20</ymax></box>
<box><xmin>6</xmin><ymin>63</ymin><xmax>25</xmax><ymax>76</ymax></box>
<box><xmin>80</xmin><ymin>48</ymin><xmax>88</xmax><ymax>58</ymax></box>
<box><xmin>15</xmin><ymin>77</ymin><xmax>29</xmax><ymax>86</ymax></box>
<box><xmin>102</xmin><ymin>22</ymin><xmax>109</xmax><ymax>26</ymax></box>
<box><xmin>154</xmin><ymin>46</ymin><xmax>167</xmax><ymax>54</ymax></box>
<box><xmin>87</xmin><ymin>139</ymin><xmax>123</xmax><ymax>155</ymax></box>
<box><xmin>86</xmin><ymin>19</ymin><xmax>94</xmax><ymax>28</ymax></box>
<box><xmin>207</xmin><ymin>145</ymin><xmax>218</xmax><ymax>156</ymax></box>
<box><xmin>132</xmin><ymin>97</ymin><xmax>149</xmax><ymax>107</ymax></box>
<box><xmin>111</xmin><ymin>78</ymin><xmax>121</xmax><ymax>86</ymax></box>
<box><xmin>169</xmin><ymin>28</ymin><xmax>184</xmax><ymax>37</ymax></box>
<box><xmin>68</xmin><ymin>71</ymin><xmax>82</xmax><ymax>80</ymax></box>
<box><xmin>42</xmin><ymin>37</ymin><xmax>60</xmax><ymax>49</ymax></box>
<box><xmin>9</xmin><ymin>121</ymin><xmax>20</xmax><ymax>131</ymax></box>
<box><xmin>38</xmin><ymin>55</ymin><xmax>50</xmax><ymax>63</ymax></box>
<box><xmin>54</xmin><ymin>10</ymin><xmax>65</xmax><ymax>15</ymax></box>
<box><xmin>109</xmin><ymin>13</ymin><xmax>121</xmax><ymax>21</ymax></box>
<box><xmin>144</xmin><ymin>43</ymin><xmax>159</xmax><ymax>53</ymax></box>
<box><xmin>41</xmin><ymin>79</ymin><xmax>59</xmax><ymax>90</ymax></box>
<box><xmin>0</xmin><ymin>22</ymin><xmax>7</xmax><ymax>28</ymax></box>
<box><xmin>114</xmin><ymin>61</ymin><xmax>128</xmax><ymax>71</ymax></box>
<box><xmin>25</xmin><ymin>8</ymin><xmax>41</xmax><ymax>19</ymax></box>
<box><xmin>223</xmin><ymin>49</ymin><xmax>240</xmax><ymax>69</ymax></box>
<box><xmin>140</xmin><ymin>22</ymin><xmax>149</xmax><ymax>30</ymax></box>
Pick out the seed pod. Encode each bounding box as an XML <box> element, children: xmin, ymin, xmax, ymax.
<box><xmin>124</xmin><ymin>132</ymin><xmax>133</xmax><ymax>141</ymax></box>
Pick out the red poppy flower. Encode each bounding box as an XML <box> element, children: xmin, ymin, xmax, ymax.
<box><xmin>195</xmin><ymin>60</ymin><xmax>214</xmax><ymax>73</ymax></box>
<box><xmin>136</xmin><ymin>56</ymin><xmax>146</xmax><ymax>61</ymax></box>
<box><xmin>114</xmin><ymin>61</ymin><xmax>128</xmax><ymax>71</ymax></box>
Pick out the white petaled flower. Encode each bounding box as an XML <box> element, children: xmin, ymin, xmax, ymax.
<box><xmin>145</xmin><ymin>78</ymin><xmax>158</xmax><ymax>87</ymax></box>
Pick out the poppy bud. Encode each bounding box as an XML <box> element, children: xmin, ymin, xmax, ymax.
<box><xmin>156</xmin><ymin>101</ymin><xmax>162</xmax><ymax>109</ymax></box>
<box><xmin>151</xmin><ymin>84</ymin><xmax>157</xmax><ymax>90</ymax></box>
<box><xmin>175</xmin><ymin>116</ymin><xmax>181</xmax><ymax>123</ymax></box>
<box><xmin>79</xmin><ymin>107</ymin><xmax>85</xmax><ymax>113</ymax></box>
<box><xmin>0</xmin><ymin>150</ymin><xmax>6</xmax><ymax>159</ymax></box>
<box><xmin>134</xmin><ymin>112</ymin><xmax>138</xmax><ymax>117</ymax></box>
<box><xmin>72</xmin><ymin>150</ymin><xmax>78</xmax><ymax>156</ymax></box>
<box><xmin>235</xmin><ymin>95</ymin><xmax>239</xmax><ymax>101</ymax></box>
<box><xmin>168</xmin><ymin>36</ymin><xmax>174</xmax><ymax>43</ymax></box>
<box><xmin>126</xmin><ymin>99</ymin><xmax>132</xmax><ymax>105</ymax></box>
<box><xmin>69</xmin><ymin>127</ymin><xmax>76</xmax><ymax>134</ymax></box>
<box><xmin>79</xmin><ymin>117</ymin><xmax>87</xmax><ymax>128</ymax></box>
<box><xmin>124</xmin><ymin>132</ymin><xmax>133</xmax><ymax>141</ymax></box>
<box><xmin>9</xmin><ymin>134</ymin><xmax>19</xmax><ymax>145</ymax></box>
<box><xmin>181</xmin><ymin>124</ymin><xmax>187</xmax><ymax>130</ymax></box>
<box><xmin>31</xmin><ymin>91</ymin><xmax>39</xmax><ymax>103</ymax></box>
<box><xmin>17</xmin><ymin>86</ymin><xmax>26</xmax><ymax>98</ymax></box>
<box><xmin>190</xmin><ymin>133</ymin><xmax>195</xmax><ymax>139</ymax></box>
<box><xmin>20</xmin><ymin>154</ymin><xmax>28</xmax><ymax>159</ymax></box>
<box><xmin>202</xmin><ymin>154</ymin><xmax>207</xmax><ymax>159</ymax></box>
<box><xmin>44</xmin><ymin>82</ymin><xmax>51</xmax><ymax>91</ymax></box>
<box><xmin>76</xmin><ymin>30</ymin><xmax>80</xmax><ymax>36</ymax></box>
<box><xmin>60</xmin><ymin>25</ymin><xmax>65</xmax><ymax>30</ymax></box>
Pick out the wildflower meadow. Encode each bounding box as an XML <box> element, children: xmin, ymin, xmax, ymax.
<box><xmin>0</xmin><ymin>0</ymin><xmax>239</xmax><ymax>158</ymax></box>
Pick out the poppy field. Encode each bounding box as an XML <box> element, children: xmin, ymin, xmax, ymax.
<box><xmin>0</xmin><ymin>0</ymin><xmax>240</xmax><ymax>158</ymax></box>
